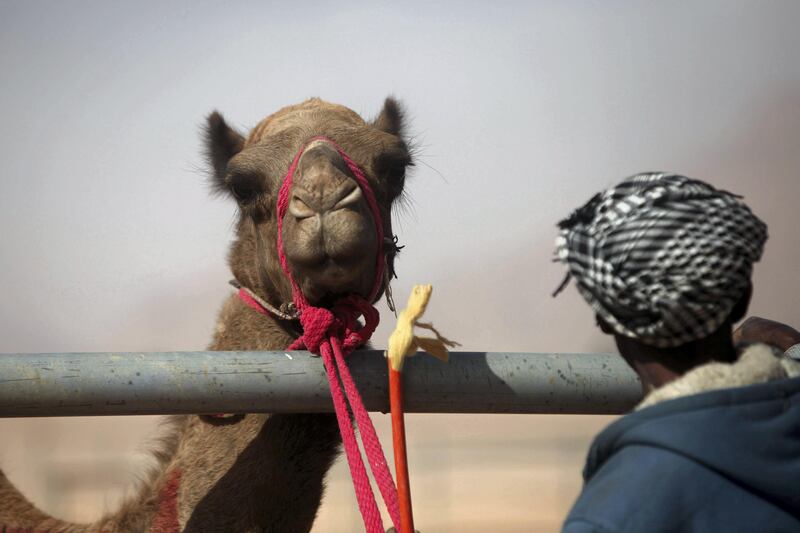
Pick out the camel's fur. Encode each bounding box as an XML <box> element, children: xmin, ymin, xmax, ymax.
<box><xmin>0</xmin><ymin>97</ymin><xmax>412</xmax><ymax>532</ymax></box>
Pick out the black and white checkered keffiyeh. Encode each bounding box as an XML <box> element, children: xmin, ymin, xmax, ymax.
<box><xmin>554</xmin><ymin>172</ymin><xmax>768</xmax><ymax>347</ymax></box>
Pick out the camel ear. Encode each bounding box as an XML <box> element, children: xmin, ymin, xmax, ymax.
<box><xmin>205</xmin><ymin>111</ymin><xmax>245</xmax><ymax>194</ymax></box>
<box><xmin>372</xmin><ymin>98</ymin><xmax>412</xmax><ymax>203</ymax></box>
<box><xmin>372</xmin><ymin>97</ymin><xmax>406</xmax><ymax>138</ymax></box>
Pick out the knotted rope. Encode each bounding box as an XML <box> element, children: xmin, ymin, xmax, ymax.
<box><xmin>246</xmin><ymin>136</ymin><xmax>400</xmax><ymax>532</ymax></box>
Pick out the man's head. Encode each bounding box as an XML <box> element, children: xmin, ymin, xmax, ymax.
<box><xmin>555</xmin><ymin>173</ymin><xmax>768</xmax><ymax>385</ymax></box>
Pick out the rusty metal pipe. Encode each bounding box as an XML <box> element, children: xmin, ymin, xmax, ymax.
<box><xmin>0</xmin><ymin>351</ymin><xmax>641</xmax><ymax>417</ymax></box>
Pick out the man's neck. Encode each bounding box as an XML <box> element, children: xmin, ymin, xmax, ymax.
<box><xmin>616</xmin><ymin>329</ymin><xmax>738</xmax><ymax>394</ymax></box>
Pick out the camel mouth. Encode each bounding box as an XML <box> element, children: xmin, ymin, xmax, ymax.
<box><xmin>293</xmin><ymin>254</ymin><xmax>375</xmax><ymax>308</ymax></box>
<box><xmin>301</xmin><ymin>275</ymin><xmax>374</xmax><ymax>308</ymax></box>
<box><xmin>305</xmin><ymin>279</ymin><xmax>371</xmax><ymax>306</ymax></box>
<box><xmin>316</xmin><ymin>292</ymin><xmax>348</xmax><ymax>308</ymax></box>
<box><xmin>303</xmin><ymin>289</ymin><xmax>362</xmax><ymax>310</ymax></box>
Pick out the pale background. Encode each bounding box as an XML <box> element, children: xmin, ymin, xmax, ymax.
<box><xmin>1</xmin><ymin>1</ymin><xmax>799</xmax><ymax>531</ymax></box>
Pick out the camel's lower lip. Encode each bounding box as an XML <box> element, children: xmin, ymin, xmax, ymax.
<box><xmin>316</xmin><ymin>292</ymin><xmax>346</xmax><ymax>308</ymax></box>
<box><xmin>303</xmin><ymin>284</ymin><xmax>368</xmax><ymax>308</ymax></box>
<box><xmin>296</xmin><ymin>261</ymin><xmax>372</xmax><ymax>307</ymax></box>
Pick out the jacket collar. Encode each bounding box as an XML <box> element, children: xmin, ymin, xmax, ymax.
<box><xmin>637</xmin><ymin>343</ymin><xmax>800</xmax><ymax>410</ymax></box>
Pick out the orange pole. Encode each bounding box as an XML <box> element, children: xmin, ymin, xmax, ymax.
<box><xmin>389</xmin><ymin>361</ymin><xmax>414</xmax><ymax>533</ymax></box>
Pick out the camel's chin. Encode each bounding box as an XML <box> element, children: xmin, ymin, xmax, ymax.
<box><xmin>291</xmin><ymin>259</ymin><xmax>375</xmax><ymax>308</ymax></box>
<box><xmin>299</xmin><ymin>280</ymin><xmax>372</xmax><ymax>308</ymax></box>
<box><xmin>303</xmin><ymin>288</ymin><xmax>368</xmax><ymax>308</ymax></box>
<box><xmin>314</xmin><ymin>292</ymin><xmax>348</xmax><ymax>308</ymax></box>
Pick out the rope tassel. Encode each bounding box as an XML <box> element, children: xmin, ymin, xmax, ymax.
<box><xmin>241</xmin><ymin>137</ymin><xmax>451</xmax><ymax>532</ymax></box>
<box><xmin>272</xmin><ymin>136</ymin><xmax>400</xmax><ymax>532</ymax></box>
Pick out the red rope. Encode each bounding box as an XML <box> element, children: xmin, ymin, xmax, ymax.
<box><xmin>246</xmin><ymin>136</ymin><xmax>400</xmax><ymax>533</ymax></box>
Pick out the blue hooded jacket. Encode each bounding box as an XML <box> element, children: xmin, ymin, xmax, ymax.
<box><xmin>563</xmin><ymin>355</ymin><xmax>800</xmax><ymax>532</ymax></box>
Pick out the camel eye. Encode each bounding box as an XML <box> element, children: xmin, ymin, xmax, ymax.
<box><xmin>374</xmin><ymin>149</ymin><xmax>412</xmax><ymax>201</ymax></box>
<box><xmin>376</xmin><ymin>152</ymin><xmax>410</xmax><ymax>178</ymax></box>
<box><xmin>228</xmin><ymin>172</ymin><xmax>264</xmax><ymax>204</ymax></box>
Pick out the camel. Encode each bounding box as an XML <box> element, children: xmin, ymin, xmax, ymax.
<box><xmin>0</xmin><ymin>97</ymin><xmax>414</xmax><ymax>532</ymax></box>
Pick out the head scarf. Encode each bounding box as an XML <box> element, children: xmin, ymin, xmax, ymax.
<box><xmin>554</xmin><ymin>172</ymin><xmax>768</xmax><ymax>347</ymax></box>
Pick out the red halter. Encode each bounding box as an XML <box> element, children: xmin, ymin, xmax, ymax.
<box><xmin>244</xmin><ymin>136</ymin><xmax>401</xmax><ymax>533</ymax></box>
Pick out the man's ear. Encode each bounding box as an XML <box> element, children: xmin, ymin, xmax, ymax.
<box><xmin>372</xmin><ymin>97</ymin><xmax>406</xmax><ymax>138</ymax></box>
<box><xmin>205</xmin><ymin>111</ymin><xmax>245</xmax><ymax>194</ymax></box>
<box><xmin>730</xmin><ymin>284</ymin><xmax>753</xmax><ymax>323</ymax></box>
<box><xmin>596</xmin><ymin>314</ymin><xmax>615</xmax><ymax>335</ymax></box>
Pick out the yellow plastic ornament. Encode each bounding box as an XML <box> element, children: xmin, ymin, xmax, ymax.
<box><xmin>386</xmin><ymin>284</ymin><xmax>459</xmax><ymax>372</ymax></box>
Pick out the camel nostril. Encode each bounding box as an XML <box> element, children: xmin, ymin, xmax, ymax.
<box><xmin>289</xmin><ymin>183</ymin><xmax>362</xmax><ymax>219</ymax></box>
<box><xmin>289</xmin><ymin>195</ymin><xmax>316</xmax><ymax>219</ymax></box>
<box><xmin>332</xmin><ymin>186</ymin><xmax>363</xmax><ymax>211</ymax></box>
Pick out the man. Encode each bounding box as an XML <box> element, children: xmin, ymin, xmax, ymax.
<box><xmin>554</xmin><ymin>172</ymin><xmax>800</xmax><ymax>532</ymax></box>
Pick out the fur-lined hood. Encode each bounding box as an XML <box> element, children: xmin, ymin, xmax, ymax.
<box><xmin>575</xmin><ymin>344</ymin><xmax>800</xmax><ymax>527</ymax></box>
<box><xmin>638</xmin><ymin>343</ymin><xmax>800</xmax><ymax>409</ymax></box>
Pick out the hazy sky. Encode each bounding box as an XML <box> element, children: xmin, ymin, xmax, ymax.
<box><xmin>1</xmin><ymin>1</ymin><xmax>799</xmax><ymax>357</ymax></box>
<box><xmin>2</xmin><ymin>3</ymin><xmax>800</xmax><ymax>531</ymax></box>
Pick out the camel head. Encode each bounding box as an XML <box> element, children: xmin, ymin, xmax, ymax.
<box><xmin>206</xmin><ymin>97</ymin><xmax>412</xmax><ymax>309</ymax></box>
